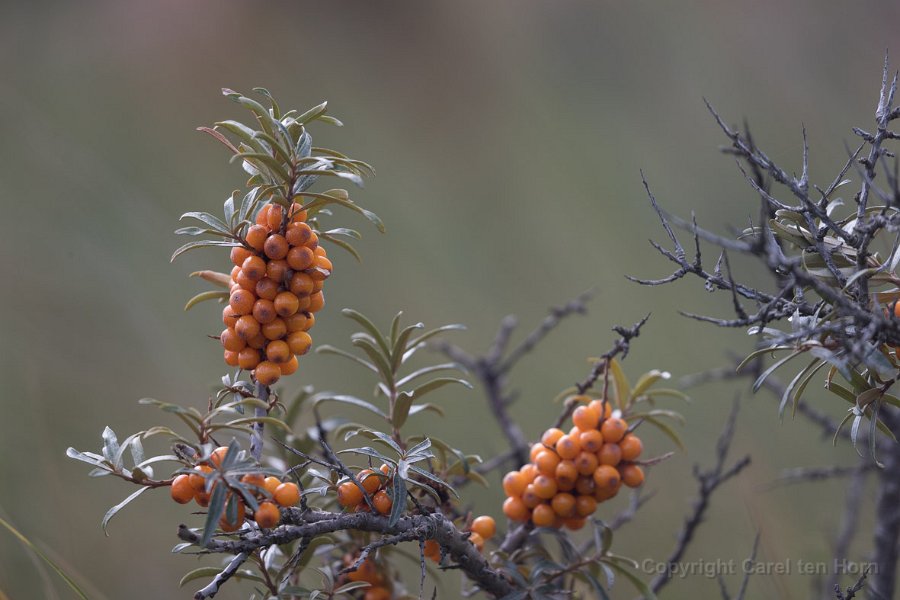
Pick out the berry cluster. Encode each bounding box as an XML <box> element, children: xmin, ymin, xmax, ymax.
<box><xmin>169</xmin><ymin>446</ymin><xmax>300</xmax><ymax>531</ymax></box>
<box><xmin>221</xmin><ymin>202</ymin><xmax>331</xmax><ymax>385</ymax></box>
<box><xmin>336</xmin><ymin>465</ymin><xmax>394</xmax><ymax>515</ymax></box>
<box><xmin>502</xmin><ymin>397</ymin><xmax>645</xmax><ymax>529</ymax></box>
<box><xmin>343</xmin><ymin>555</ymin><xmax>392</xmax><ymax>600</ymax></box>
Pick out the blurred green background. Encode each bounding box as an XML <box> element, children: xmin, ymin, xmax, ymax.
<box><xmin>2</xmin><ymin>1</ymin><xmax>898</xmax><ymax>598</ymax></box>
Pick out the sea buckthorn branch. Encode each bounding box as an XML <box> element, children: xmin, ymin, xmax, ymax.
<box><xmin>177</xmin><ymin>510</ymin><xmax>516</xmax><ymax>598</ymax></box>
<box><xmin>434</xmin><ymin>291</ymin><xmax>594</xmax><ymax>470</ymax></box>
<box><xmin>193</xmin><ymin>551</ymin><xmax>250</xmax><ymax>600</ymax></box>
<box><xmin>649</xmin><ymin>398</ymin><xmax>750</xmax><ymax>595</ymax></box>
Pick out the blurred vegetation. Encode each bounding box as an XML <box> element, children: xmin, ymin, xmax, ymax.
<box><xmin>2</xmin><ymin>1</ymin><xmax>899</xmax><ymax>598</ymax></box>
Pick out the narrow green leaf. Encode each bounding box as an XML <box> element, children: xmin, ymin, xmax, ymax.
<box><xmin>171</xmin><ymin>239</ymin><xmax>238</xmax><ymax>262</ymax></box>
<box><xmin>102</xmin><ymin>486</ymin><xmax>150</xmax><ymax>536</ymax></box>
<box><xmin>184</xmin><ymin>290</ymin><xmax>229</xmax><ymax>311</ymax></box>
<box><xmin>314</xmin><ymin>394</ymin><xmax>388</xmax><ymax>420</ymax></box>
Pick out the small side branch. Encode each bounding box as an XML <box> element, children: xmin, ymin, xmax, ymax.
<box><xmin>193</xmin><ymin>551</ymin><xmax>250</xmax><ymax>600</ymax></box>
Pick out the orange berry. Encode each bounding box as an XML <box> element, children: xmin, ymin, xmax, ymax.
<box><xmin>575</xmin><ymin>494</ymin><xmax>597</xmax><ymax>517</ymax></box>
<box><xmin>284</xmin><ymin>312</ymin><xmax>311</xmax><ymax>333</ymax></box>
<box><xmin>194</xmin><ymin>490</ymin><xmax>211</xmax><ymax>507</ymax></box>
<box><xmin>600</xmin><ymin>417</ymin><xmax>628</xmax><ymax>443</ymax></box>
<box><xmin>555</xmin><ymin>460</ymin><xmax>578</xmax><ymax>490</ymax></box>
<box><xmin>265</xmin><ymin>205</ymin><xmax>284</xmax><ymax>231</ymax></box>
<box><xmin>535</xmin><ymin>450</ymin><xmax>561</xmax><ymax>476</ymax></box>
<box><xmin>288</xmin><ymin>202</ymin><xmax>307</xmax><ymax>223</ymax></box>
<box><xmin>262</xmin><ymin>317</ymin><xmax>287</xmax><ymax>340</ymax></box>
<box><xmin>359</xmin><ymin>469</ymin><xmax>382</xmax><ymax>495</ymax></box>
<box><xmin>264</xmin><ymin>234</ymin><xmax>289</xmax><ymax>260</ymax></box>
<box><xmin>589</xmin><ymin>399</ymin><xmax>613</xmax><ymax>419</ymax></box>
<box><xmin>471</xmin><ymin>515</ymin><xmax>496</xmax><ymax>539</ymax></box>
<box><xmin>373</xmin><ymin>490</ymin><xmax>392</xmax><ymax>515</ymax></box>
<box><xmin>241</xmin><ymin>473</ymin><xmax>265</xmax><ymax>488</ymax></box>
<box><xmin>274</xmin><ymin>291</ymin><xmax>300</xmax><ymax>317</ymax></box>
<box><xmin>620</xmin><ymin>464</ymin><xmax>645</xmax><ymax>488</ymax></box>
<box><xmin>245</xmin><ymin>224</ymin><xmax>268</xmax><ymax>251</ymax></box>
<box><xmin>575</xmin><ymin>476</ymin><xmax>596</xmax><ymax>497</ymax></box>
<box><xmin>254</xmin><ymin>361</ymin><xmax>281</xmax><ymax>385</ymax></box>
<box><xmin>263</xmin><ymin>476</ymin><xmax>281</xmax><ymax>496</ymax></box>
<box><xmin>313</xmin><ymin>256</ymin><xmax>333</xmax><ymax>280</ymax></box>
<box><xmin>337</xmin><ymin>482</ymin><xmax>364</xmax><ymax>507</ymax></box>
<box><xmin>530</xmin><ymin>442</ymin><xmax>544</xmax><ymax>462</ymax></box>
<box><xmin>274</xmin><ymin>482</ymin><xmax>301</xmax><ymax>506</ymax></box>
<box><xmin>224</xmin><ymin>350</ymin><xmax>239</xmax><ymax>367</ymax></box>
<box><xmin>563</xmin><ymin>517</ymin><xmax>587</xmax><ymax>530</ymax></box>
<box><xmin>533</xmin><ymin>475</ymin><xmax>558</xmax><ymax>499</ymax></box>
<box><xmin>619</xmin><ymin>435</ymin><xmax>643</xmax><ymax>461</ymax></box>
<box><xmin>234</xmin><ymin>315</ymin><xmax>261</xmax><ymax>341</ymax></box>
<box><xmin>308</xmin><ymin>291</ymin><xmax>325</xmax><ymax>313</ymax></box>
<box><xmin>468</xmin><ymin>531</ymin><xmax>485</xmax><ymax>551</ymax></box>
<box><xmin>189</xmin><ymin>465</ymin><xmax>212</xmax><ymax>491</ymax></box>
<box><xmin>266</xmin><ymin>259</ymin><xmax>289</xmax><ymax>283</ymax></box>
<box><xmin>593</xmin><ymin>465</ymin><xmax>621</xmax><ymax>491</ymax></box>
<box><xmin>532</xmin><ymin>503</ymin><xmax>556</xmax><ymax>527</ymax></box>
<box><xmin>596</xmin><ymin>478</ymin><xmax>622</xmax><ymax>501</ymax></box>
<box><xmin>255</xmin><ymin>203</ymin><xmax>272</xmax><ymax>226</ymax></box>
<box><xmin>171</xmin><ymin>474</ymin><xmax>194</xmax><ymax>504</ymax></box>
<box><xmin>579</xmin><ymin>429</ymin><xmax>604</xmax><ymax>453</ymax></box>
<box><xmin>307</xmin><ymin>231</ymin><xmax>320</xmax><ymax>250</ymax></box>
<box><xmin>574</xmin><ymin>451</ymin><xmax>599</xmax><ymax>476</ymax></box>
<box><xmin>252</xmin><ymin>298</ymin><xmax>277</xmax><ymax>324</ymax></box>
<box><xmin>521</xmin><ymin>484</ymin><xmax>542</xmax><ymax>509</ymax></box>
<box><xmin>254</xmin><ymin>501</ymin><xmax>280</xmax><ymax>528</ymax></box>
<box><xmin>541</xmin><ymin>428</ymin><xmax>565</xmax><ymax>448</ymax></box>
<box><xmin>598</xmin><ymin>443</ymin><xmax>622</xmax><ymax>467</ymax></box>
<box><xmin>551</xmin><ymin>492</ymin><xmax>576</xmax><ymax>518</ymax></box>
<box><xmin>222</xmin><ymin>306</ymin><xmax>239</xmax><ymax>328</ymax></box>
<box><xmin>288</xmin><ymin>271</ymin><xmax>314</xmax><ymax>296</ymax></box>
<box><xmin>287</xmin><ymin>330</ymin><xmax>313</xmax><ymax>356</ymax></box>
<box><xmin>220</xmin><ymin>328</ymin><xmax>246</xmax><ymax>352</ymax></box>
<box><xmin>235</xmin><ymin>268</ymin><xmax>257</xmax><ymax>291</ymax></box>
<box><xmin>503</xmin><ymin>496</ymin><xmax>530</xmax><ymax>521</ymax></box>
<box><xmin>379</xmin><ymin>463</ymin><xmax>392</xmax><ymax>477</ymax></box>
<box><xmin>238</xmin><ymin>347</ymin><xmax>262</xmax><ymax>370</ymax></box>
<box><xmin>219</xmin><ymin>498</ymin><xmax>246</xmax><ymax>532</ymax></box>
<box><xmin>229</xmin><ymin>288</ymin><xmax>256</xmax><ymax>315</ymax></box>
<box><xmin>287</xmin><ymin>246</ymin><xmax>316</xmax><ymax>270</ymax></box>
<box><xmin>246</xmin><ymin>331</ymin><xmax>268</xmax><ymax>350</ymax></box>
<box><xmin>519</xmin><ymin>463</ymin><xmax>538</xmax><ymax>483</ymax></box>
<box><xmin>555</xmin><ymin>435</ymin><xmax>581</xmax><ymax>460</ymax></box>
<box><xmin>502</xmin><ymin>471</ymin><xmax>527</xmax><ymax>497</ymax></box>
<box><xmin>209</xmin><ymin>446</ymin><xmax>230</xmax><ymax>467</ymax></box>
<box><xmin>241</xmin><ymin>255</ymin><xmax>267</xmax><ymax>282</ymax></box>
<box><xmin>266</xmin><ymin>340</ymin><xmax>291</xmax><ymax>363</ymax></box>
<box><xmin>286</xmin><ymin>222</ymin><xmax>313</xmax><ymax>247</ymax></box>
<box><xmin>255</xmin><ymin>277</ymin><xmax>280</xmax><ymax>301</ymax></box>
<box><xmin>279</xmin><ymin>355</ymin><xmax>299</xmax><ymax>375</ymax></box>
<box><xmin>572</xmin><ymin>405</ymin><xmax>600</xmax><ymax>431</ymax></box>
<box><xmin>424</xmin><ymin>539</ymin><xmax>441</xmax><ymax>561</ymax></box>
<box><xmin>230</xmin><ymin>246</ymin><xmax>253</xmax><ymax>268</ymax></box>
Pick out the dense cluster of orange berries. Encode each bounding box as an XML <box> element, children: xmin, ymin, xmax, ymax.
<box><xmin>221</xmin><ymin>202</ymin><xmax>331</xmax><ymax>386</ymax></box>
<box><xmin>423</xmin><ymin>515</ymin><xmax>496</xmax><ymax>562</ymax></box>
<box><xmin>335</xmin><ymin>465</ymin><xmax>394</xmax><ymax>515</ymax></box>
<box><xmin>169</xmin><ymin>446</ymin><xmax>300</xmax><ymax>531</ymax></box>
<box><xmin>343</xmin><ymin>555</ymin><xmax>392</xmax><ymax>600</ymax></box>
<box><xmin>502</xmin><ymin>397</ymin><xmax>645</xmax><ymax>529</ymax></box>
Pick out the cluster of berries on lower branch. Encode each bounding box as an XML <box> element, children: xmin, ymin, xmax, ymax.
<box><xmin>169</xmin><ymin>446</ymin><xmax>300</xmax><ymax>531</ymax></box>
<box><xmin>502</xmin><ymin>396</ymin><xmax>644</xmax><ymax>528</ymax></box>
<box><xmin>221</xmin><ymin>201</ymin><xmax>332</xmax><ymax>386</ymax></box>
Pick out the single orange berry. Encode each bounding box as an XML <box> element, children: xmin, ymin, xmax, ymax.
<box><xmin>306</xmin><ymin>231</ymin><xmax>320</xmax><ymax>250</ymax></box>
<box><xmin>575</xmin><ymin>494</ymin><xmax>597</xmax><ymax>517</ymax></box>
<box><xmin>224</xmin><ymin>350</ymin><xmax>239</xmax><ymax>367</ymax></box>
<box><xmin>503</xmin><ymin>496</ymin><xmax>530</xmax><ymax>521</ymax></box>
<box><xmin>575</xmin><ymin>475</ymin><xmax>596</xmax><ymax>497</ymax></box>
<box><xmin>254</xmin><ymin>361</ymin><xmax>281</xmax><ymax>385</ymax></box>
<box><xmin>238</xmin><ymin>347</ymin><xmax>261</xmax><ymax>370</ymax></box>
<box><xmin>274</xmin><ymin>482</ymin><xmax>301</xmax><ymax>506</ymax></box>
<box><xmin>551</xmin><ymin>492</ymin><xmax>576</xmax><ymax>518</ymax></box>
<box><xmin>288</xmin><ymin>271</ymin><xmax>314</xmax><ymax>296</ymax></box>
<box><xmin>218</xmin><ymin>498</ymin><xmax>246</xmax><ymax>532</ymax></box>
<box><xmin>532</xmin><ymin>503</ymin><xmax>556</xmax><ymax>527</ymax></box>
<box><xmin>288</xmin><ymin>202</ymin><xmax>307</xmax><ymax>223</ymax></box>
<box><xmin>273</xmin><ymin>291</ymin><xmax>299</xmax><ymax>318</ymax></box>
<box><xmin>255</xmin><ymin>203</ymin><xmax>272</xmax><ymax>227</ymax></box>
<box><xmin>255</xmin><ymin>277</ymin><xmax>280</xmax><ymax>301</ymax></box>
<box><xmin>235</xmin><ymin>268</ymin><xmax>257</xmax><ymax>291</ymax></box>
<box><xmin>262</xmin><ymin>317</ymin><xmax>287</xmax><ymax>340</ymax></box>
<box><xmin>234</xmin><ymin>315</ymin><xmax>261</xmax><ymax>341</ymax></box>
<box><xmin>245</xmin><ymin>224</ymin><xmax>268</xmax><ymax>251</ymax></box>
<box><xmin>533</xmin><ymin>475</ymin><xmax>558</xmax><ymax>499</ymax></box>
<box><xmin>589</xmin><ymin>399</ymin><xmax>613</xmax><ymax>420</ymax></box>
<box><xmin>535</xmin><ymin>450</ymin><xmax>561</xmax><ymax>476</ymax></box>
<box><xmin>555</xmin><ymin>460</ymin><xmax>578</xmax><ymax>490</ymax></box>
<box><xmin>265</xmin><ymin>205</ymin><xmax>284</xmax><ymax>231</ymax></box>
<box><xmin>264</xmin><ymin>234</ymin><xmax>289</xmax><ymax>262</ymax></box>
<box><xmin>254</xmin><ymin>501</ymin><xmax>280</xmax><ymax>529</ymax></box>
<box><xmin>286</xmin><ymin>222</ymin><xmax>313</xmax><ymax>247</ymax></box>
<box><xmin>229</xmin><ymin>288</ymin><xmax>256</xmax><ymax>315</ymax></box>
<box><xmin>596</xmin><ymin>478</ymin><xmax>622</xmax><ymax>501</ymax></box>
<box><xmin>424</xmin><ymin>539</ymin><xmax>441</xmax><ymax>561</ymax></box>
<box><xmin>521</xmin><ymin>484</ymin><xmax>542</xmax><ymax>509</ymax></box>
<box><xmin>189</xmin><ymin>465</ymin><xmax>212</xmax><ymax>491</ymax></box>
<box><xmin>502</xmin><ymin>471</ymin><xmax>528</xmax><ymax>497</ymax></box>
<box><xmin>468</xmin><ymin>531</ymin><xmax>485</xmax><ymax>551</ymax></box>
<box><xmin>263</xmin><ymin>476</ymin><xmax>281</xmax><ymax>496</ymax></box>
<box><xmin>266</xmin><ymin>259</ymin><xmax>289</xmax><ymax>283</ymax></box>
<box><xmin>222</xmin><ymin>306</ymin><xmax>239</xmax><ymax>329</ymax></box>
<box><xmin>619</xmin><ymin>434</ymin><xmax>643</xmax><ymax>461</ymax></box>
<box><xmin>252</xmin><ymin>298</ymin><xmax>277</xmax><ymax>324</ymax></box>
<box><xmin>241</xmin><ymin>473</ymin><xmax>265</xmax><ymax>489</ymax></box>
<box><xmin>337</xmin><ymin>482</ymin><xmax>364</xmax><ymax>507</ymax></box>
<box><xmin>373</xmin><ymin>490</ymin><xmax>392</xmax><ymax>515</ymax></box>
<box><xmin>541</xmin><ymin>427</ymin><xmax>565</xmax><ymax>448</ymax></box>
<box><xmin>280</xmin><ymin>355</ymin><xmax>299</xmax><ymax>375</ymax></box>
<box><xmin>471</xmin><ymin>515</ymin><xmax>496</xmax><ymax>539</ymax></box>
<box><xmin>246</xmin><ymin>331</ymin><xmax>267</xmax><ymax>349</ymax></box>
<box><xmin>598</xmin><ymin>443</ymin><xmax>623</xmax><ymax>466</ymax></box>
<box><xmin>600</xmin><ymin>417</ymin><xmax>628</xmax><ymax>443</ymax></box>
<box><xmin>241</xmin><ymin>255</ymin><xmax>267</xmax><ymax>282</ymax></box>
<box><xmin>171</xmin><ymin>474</ymin><xmax>194</xmax><ymax>504</ymax></box>
<box><xmin>620</xmin><ymin>464</ymin><xmax>645</xmax><ymax>488</ymax></box>
<box><xmin>308</xmin><ymin>291</ymin><xmax>325</xmax><ymax>313</ymax></box>
<box><xmin>359</xmin><ymin>469</ymin><xmax>382</xmax><ymax>495</ymax></box>
<box><xmin>209</xmin><ymin>446</ymin><xmax>230</xmax><ymax>468</ymax></box>
<box><xmin>529</xmin><ymin>442</ymin><xmax>544</xmax><ymax>462</ymax></box>
<box><xmin>555</xmin><ymin>435</ymin><xmax>581</xmax><ymax>460</ymax></box>
<box><xmin>266</xmin><ymin>340</ymin><xmax>291</xmax><ymax>363</ymax></box>
<box><xmin>230</xmin><ymin>246</ymin><xmax>252</xmax><ymax>268</ymax></box>
<box><xmin>284</xmin><ymin>312</ymin><xmax>310</xmax><ymax>333</ymax></box>
<box><xmin>572</xmin><ymin>405</ymin><xmax>600</xmax><ymax>431</ymax></box>
<box><xmin>579</xmin><ymin>428</ymin><xmax>604</xmax><ymax>453</ymax></box>
<box><xmin>220</xmin><ymin>328</ymin><xmax>246</xmax><ymax>352</ymax></box>
<box><xmin>287</xmin><ymin>330</ymin><xmax>313</xmax><ymax>355</ymax></box>
<box><xmin>593</xmin><ymin>465</ymin><xmax>621</xmax><ymax>490</ymax></box>
<box><xmin>574</xmin><ymin>451</ymin><xmax>599</xmax><ymax>476</ymax></box>
<box><xmin>313</xmin><ymin>256</ymin><xmax>333</xmax><ymax>280</ymax></box>
<box><xmin>519</xmin><ymin>463</ymin><xmax>538</xmax><ymax>483</ymax></box>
